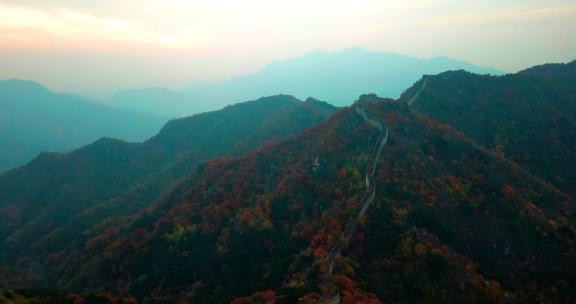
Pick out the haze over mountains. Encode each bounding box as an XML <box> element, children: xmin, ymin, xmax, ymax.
<box><xmin>109</xmin><ymin>87</ymin><xmax>207</xmax><ymax>118</ymax></box>
<box><xmin>0</xmin><ymin>80</ymin><xmax>165</xmax><ymax>174</ymax></box>
<box><xmin>109</xmin><ymin>48</ymin><xmax>502</xmax><ymax>117</ymax></box>
<box><xmin>0</xmin><ymin>60</ymin><xmax>574</xmax><ymax>303</ymax></box>
<box><xmin>0</xmin><ymin>49</ymin><xmax>501</xmax><ymax>174</ymax></box>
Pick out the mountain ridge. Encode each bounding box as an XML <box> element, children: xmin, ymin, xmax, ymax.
<box><xmin>0</xmin><ymin>95</ymin><xmax>338</xmax><ymax>287</ymax></box>
<box><xmin>0</xmin><ymin>79</ymin><xmax>166</xmax><ymax>174</ymax></box>
<box><xmin>107</xmin><ymin>48</ymin><xmax>502</xmax><ymax>118</ymax></box>
<box><xmin>402</xmin><ymin>61</ymin><xmax>576</xmax><ymax>195</ymax></box>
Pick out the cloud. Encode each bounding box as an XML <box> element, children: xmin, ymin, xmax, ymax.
<box><xmin>0</xmin><ymin>0</ymin><xmax>432</xmax><ymax>50</ymax></box>
<box><xmin>0</xmin><ymin>3</ymin><xmax>209</xmax><ymax>48</ymax></box>
<box><xmin>4</xmin><ymin>0</ymin><xmax>573</xmax><ymax>52</ymax></box>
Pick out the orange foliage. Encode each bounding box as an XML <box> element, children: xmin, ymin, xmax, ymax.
<box><xmin>501</xmin><ymin>185</ymin><xmax>516</xmax><ymax>200</ymax></box>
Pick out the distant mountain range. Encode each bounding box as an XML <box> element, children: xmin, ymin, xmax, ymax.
<box><xmin>109</xmin><ymin>48</ymin><xmax>502</xmax><ymax>117</ymax></box>
<box><xmin>0</xmin><ymin>49</ymin><xmax>500</xmax><ymax>172</ymax></box>
<box><xmin>0</xmin><ymin>60</ymin><xmax>574</xmax><ymax>303</ymax></box>
<box><xmin>0</xmin><ymin>80</ymin><xmax>166</xmax><ymax>174</ymax></box>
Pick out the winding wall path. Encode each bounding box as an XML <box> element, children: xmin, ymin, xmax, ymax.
<box><xmin>407</xmin><ymin>77</ymin><xmax>428</xmax><ymax>106</ymax></box>
<box><xmin>319</xmin><ymin>79</ymin><xmax>427</xmax><ymax>303</ymax></box>
<box><xmin>320</xmin><ymin>104</ymin><xmax>388</xmax><ymax>304</ymax></box>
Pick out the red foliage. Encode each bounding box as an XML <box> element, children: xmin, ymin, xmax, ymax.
<box><xmin>501</xmin><ymin>185</ymin><xmax>516</xmax><ymax>200</ymax></box>
<box><xmin>312</xmin><ymin>230</ymin><xmax>326</xmax><ymax>247</ymax></box>
<box><xmin>72</xmin><ymin>295</ymin><xmax>86</xmax><ymax>304</ymax></box>
<box><xmin>313</xmin><ymin>247</ymin><xmax>327</xmax><ymax>258</ymax></box>
<box><xmin>332</xmin><ymin>275</ymin><xmax>382</xmax><ymax>304</ymax></box>
<box><xmin>231</xmin><ymin>289</ymin><xmax>276</xmax><ymax>304</ymax></box>
<box><xmin>334</xmin><ymin>275</ymin><xmax>356</xmax><ymax>290</ymax></box>
<box><xmin>337</xmin><ymin>168</ymin><xmax>348</xmax><ymax>179</ymax></box>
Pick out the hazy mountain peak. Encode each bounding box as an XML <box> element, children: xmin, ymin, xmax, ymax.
<box><xmin>0</xmin><ymin>79</ymin><xmax>50</xmax><ymax>95</ymax></box>
<box><xmin>357</xmin><ymin>93</ymin><xmax>381</xmax><ymax>103</ymax></box>
<box><xmin>0</xmin><ymin>79</ymin><xmax>165</xmax><ymax>173</ymax></box>
<box><xmin>304</xmin><ymin>96</ymin><xmax>330</xmax><ymax>105</ymax></box>
<box><xmin>178</xmin><ymin>49</ymin><xmax>505</xmax><ymax>111</ymax></box>
<box><xmin>433</xmin><ymin>69</ymin><xmax>480</xmax><ymax>79</ymax></box>
<box><xmin>105</xmin><ymin>49</ymin><xmax>505</xmax><ymax>118</ymax></box>
<box><xmin>253</xmin><ymin>94</ymin><xmax>300</xmax><ymax>103</ymax></box>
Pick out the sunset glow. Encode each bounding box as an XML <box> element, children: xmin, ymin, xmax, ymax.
<box><xmin>0</xmin><ymin>0</ymin><xmax>574</xmax><ymax>97</ymax></box>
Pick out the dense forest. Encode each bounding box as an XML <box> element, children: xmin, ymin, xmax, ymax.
<box><xmin>0</xmin><ymin>61</ymin><xmax>575</xmax><ymax>303</ymax></box>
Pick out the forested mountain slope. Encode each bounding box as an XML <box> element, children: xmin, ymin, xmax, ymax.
<box><xmin>1</xmin><ymin>62</ymin><xmax>575</xmax><ymax>304</ymax></box>
<box><xmin>15</xmin><ymin>63</ymin><xmax>574</xmax><ymax>303</ymax></box>
<box><xmin>405</xmin><ymin>60</ymin><xmax>576</xmax><ymax>195</ymax></box>
<box><xmin>0</xmin><ymin>96</ymin><xmax>337</xmax><ymax>287</ymax></box>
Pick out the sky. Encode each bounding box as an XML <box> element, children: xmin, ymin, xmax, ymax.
<box><xmin>0</xmin><ymin>0</ymin><xmax>574</xmax><ymax>99</ymax></box>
